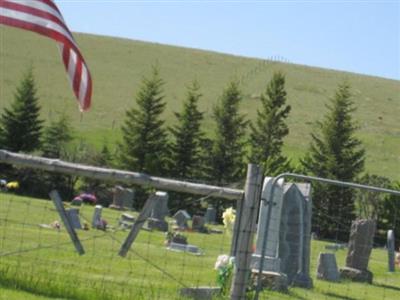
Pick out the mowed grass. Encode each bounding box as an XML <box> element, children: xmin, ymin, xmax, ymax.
<box><xmin>1</xmin><ymin>193</ymin><xmax>400</xmax><ymax>299</ymax></box>
<box><xmin>1</xmin><ymin>27</ymin><xmax>399</xmax><ymax>181</ymax></box>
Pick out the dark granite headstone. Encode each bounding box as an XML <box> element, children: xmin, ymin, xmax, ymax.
<box><xmin>316</xmin><ymin>253</ymin><xmax>340</xmax><ymax>282</ymax></box>
<box><xmin>192</xmin><ymin>215</ymin><xmax>205</xmax><ymax>231</ymax></box>
<box><xmin>340</xmin><ymin>219</ymin><xmax>376</xmax><ymax>283</ymax></box>
<box><xmin>65</xmin><ymin>208</ymin><xmax>82</xmax><ymax>229</ymax></box>
<box><xmin>204</xmin><ymin>206</ymin><xmax>216</xmax><ymax>224</ymax></box>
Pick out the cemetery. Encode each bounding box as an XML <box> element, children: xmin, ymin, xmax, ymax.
<box><xmin>0</xmin><ymin>170</ymin><xmax>400</xmax><ymax>300</ymax></box>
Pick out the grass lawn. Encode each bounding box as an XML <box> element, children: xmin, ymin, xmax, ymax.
<box><xmin>1</xmin><ymin>193</ymin><xmax>399</xmax><ymax>299</ymax></box>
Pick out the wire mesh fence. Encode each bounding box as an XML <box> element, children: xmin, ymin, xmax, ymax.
<box><xmin>1</xmin><ymin>162</ymin><xmax>400</xmax><ymax>300</ymax></box>
<box><xmin>0</xmin><ymin>190</ymin><xmax>234</xmax><ymax>300</ymax></box>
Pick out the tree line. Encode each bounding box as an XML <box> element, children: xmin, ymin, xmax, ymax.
<box><xmin>0</xmin><ymin>66</ymin><xmax>398</xmax><ymax>243</ymax></box>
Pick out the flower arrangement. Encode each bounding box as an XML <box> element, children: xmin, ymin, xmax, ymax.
<box><xmin>215</xmin><ymin>254</ymin><xmax>235</xmax><ymax>295</ymax></box>
<box><xmin>222</xmin><ymin>207</ymin><xmax>236</xmax><ymax>233</ymax></box>
<box><xmin>164</xmin><ymin>231</ymin><xmax>188</xmax><ymax>246</ymax></box>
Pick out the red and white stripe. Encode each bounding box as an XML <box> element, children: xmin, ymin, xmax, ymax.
<box><xmin>0</xmin><ymin>0</ymin><xmax>92</xmax><ymax>111</ymax></box>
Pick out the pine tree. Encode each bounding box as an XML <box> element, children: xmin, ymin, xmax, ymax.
<box><xmin>249</xmin><ymin>72</ymin><xmax>291</xmax><ymax>176</ymax></box>
<box><xmin>119</xmin><ymin>67</ymin><xmax>168</xmax><ymax>176</ymax></box>
<box><xmin>301</xmin><ymin>82</ymin><xmax>365</xmax><ymax>240</ymax></box>
<box><xmin>42</xmin><ymin>114</ymin><xmax>73</xmax><ymax>158</ymax></box>
<box><xmin>210</xmin><ymin>80</ymin><xmax>248</xmax><ymax>186</ymax></box>
<box><xmin>0</xmin><ymin>67</ymin><xmax>43</xmax><ymax>152</ymax></box>
<box><xmin>39</xmin><ymin>114</ymin><xmax>74</xmax><ymax>199</ymax></box>
<box><xmin>169</xmin><ymin>81</ymin><xmax>205</xmax><ymax>179</ymax></box>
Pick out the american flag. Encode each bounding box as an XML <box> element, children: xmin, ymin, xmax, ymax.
<box><xmin>0</xmin><ymin>0</ymin><xmax>92</xmax><ymax>111</ymax></box>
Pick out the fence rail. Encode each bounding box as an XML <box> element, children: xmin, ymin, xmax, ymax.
<box><xmin>0</xmin><ymin>149</ymin><xmax>243</xmax><ymax>200</ymax></box>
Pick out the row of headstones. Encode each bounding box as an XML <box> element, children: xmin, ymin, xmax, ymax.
<box><xmin>110</xmin><ymin>186</ymin><xmax>217</xmax><ymax>224</ymax></box>
<box><xmin>66</xmin><ymin>190</ymin><xmax>218</xmax><ymax>232</ymax></box>
<box><xmin>250</xmin><ymin>177</ymin><xmax>393</xmax><ymax>292</ymax></box>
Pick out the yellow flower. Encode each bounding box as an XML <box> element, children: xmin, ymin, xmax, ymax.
<box><xmin>222</xmin><ymin>207</ymin><xmax>236</xmax><ymax>232</ymax></box>
<box><xmin>6</xmin><ymin>181</ymin><xmax>19</xmax><ymax>189</ymax></box>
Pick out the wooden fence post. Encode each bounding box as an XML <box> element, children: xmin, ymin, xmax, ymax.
<box><xmin>49</xmin><ymin>190</ymin><xmax>85</xmax><ymax>255</ymax></box>
<box><xmin>118</xmin><ymin>193</ymin><xmax>158</xmax><ymax>257</ymax></box>
<box><xmin>230</xmin><ymin>164</ymin><xmax>263</xmax><ymax>300</ymax></box>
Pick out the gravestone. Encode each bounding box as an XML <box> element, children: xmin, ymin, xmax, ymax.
<box><xmin>92</xmin><ymin>205</ymin><xmax>103</xmax><ymax>228</ymax></box>
<box><xmin>174</xmin><ymin>210</ymin><xmax>191</xmax><ymax>229</ymax></box>
<box><xmin>204</xmin><ymin>205</ymin><xmax>216</xmax><ymax>224</ymax></box>
<box><xmin>250</xmin><ymin>270</ymin><xmax>288</xmax><ymax>292</ymax></box>
<box><xmin>192</xmin><ymin>215</ymin><xmax>206</xmax><ymax>231</ymax></box>
<box><xmin>387</xmin><ymin>230</ymin><xmax>395</xmax><ymax>272</ymax></box>
<box><xmin>65</xmin><ymin>208</ymin><xmax>82</xmax><ymax>229</ymax></box>
<box><xmin>279</xmin><ymin>183</ymin><xmax>313</xmax><ymax>288</ymax></box>
<box><xmin>150</xmin><ymin>191</ymin><xmax>169</xmax><ymax>220</ymax></box>
<box><xmin>110</xmin><ymin>186</ymin><xmax>135</xmax><ymax>210</ymax></box>
<box><xmin>251</xmin><ymin>178</ymin><xmax>313</xmax><ymax>289</ymax></box>
<box><xmin>340</xmin><ymin>219</ymin><xmax>376</xmax><ymax>283</ymax></box>
<box><xmin>167</xmin><ymin>242</ymin><xmax>202</xmax><ymax>255</ymax></box>
<box><xmin>121</xmin><ymin>188</ymin><xmax>134</xmax><ymax>210</ymax></box>
<box><xmin>119</xmin><ymin>213</ymin><xmax>135</xmax><ymax>230</ymax></box>
<box><xmin>147</xmin><ymin>191</ymin><xmax>169</xmax><ymax>232</ymax></box>
<box><xmin>110</xmin><ymin>186</ymin><xmax>125</xmax><ymax>210</ymax></box>
<box><xmin>316</xmin><ymin>253</ymin><xmax>340</xmax><ymax>282</ymax></box>
<box><xmin>252</xmin><ymin>177</ymin><xmax>285</xmax><ymax>273</ymax></box>
<box><xmin>121</xmin><ymin>213</ymin><xmax>135</xmax><ymax>222</ymax></box>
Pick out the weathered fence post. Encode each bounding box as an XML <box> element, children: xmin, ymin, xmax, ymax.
<box><xmin>230</xmin><ymin>164</ymin><xmax>263</xmax><ymax>300</ymax></box>
<box><xmin>49</xmin><ymin>190</ymin><xmax>85</xmax><ymax>255</ymax></box>
<box><xmin>119</xmin><ymin>193</ymin><xmax>158</xmax><ymax>257</ymax></box>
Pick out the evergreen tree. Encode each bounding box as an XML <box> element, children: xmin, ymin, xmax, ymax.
<box><xmin>38</xmin><ymin>114</ymin><xmax>74</xmax><ymax>199</ymax></box>
<box><xmin>169</xmin><ymin>81</ymin><xmax>205</xmax><ymax>179</ymax></box>
<box><xmin>119</xmin><ymin>67</ymin><xmax>168</xmax><ymax>176</ymax></box>
<box><xmin>210</xmin><ymin>80</ymin><xmax>248</xmax><ymax>186</ymax></box>
<box><xmin>0</xmin><ymin>67</ymin><xmax>43</xmax><ymax>152</ymax></box>
<box><xmin>249</xmin><ymin>72</ymin><xmax>291</xmax><ymax>176</ymax></box>
<box><xmin>301</xmin><ymin>82</ymin><xmax>365</xmax><ymax>240</ymax></box>
<box><xmin>42</xmin><ymin>114</ymin><xmax>73</xmax><ymax>158</ymax></box>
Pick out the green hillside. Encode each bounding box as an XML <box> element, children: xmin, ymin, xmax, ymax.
<box><xmin>1</xmin><ymin>27</ymin><xmax>399</xmax><ymax>180</ymax></box>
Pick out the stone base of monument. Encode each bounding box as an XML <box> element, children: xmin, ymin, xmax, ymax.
<box><xmin>147</xmin><ymin>218</ymin><xmax>168</xmax><ymax>232</ymax></box>
<box><xmin>339</xmin><ymin>267</ymin><xmax>373</xmax><ymax>284</ymax></box>
<box><xmin>250</xmin><ymin>254</ymin><xmax>281</xmax><ymax>273</ymax></box>
<box><xmin>250</xmin><ymin>270</ymin><xmax>288</xmax><ymax>292</ymax></box>
<box><xmin>167</xmin><ymin>242</ymin><xmax>203</xmax><ymax>255</ymax></box>
<box><xmin>292</xmin><ymin>272</ymin><xmax>313</xmax><ymax>288</ymax></box>
<box><xmin>180</xmin><ymin>286</ymin><xmax>220</xmax><ymax>300</ymax></box>
<box><xmin>109</xmin><ymin>204</ymin><xmax>124</xmax><ymax>210</ymax></box>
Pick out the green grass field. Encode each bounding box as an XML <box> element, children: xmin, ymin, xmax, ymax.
<box><xmin>1</xmin><ymin>27</ymin><xmax>399</xmax><ymax>181</ymax></box>
<box><xmin>1</xmin><ymin>193</ymin><xmax>399</xmax><ymax>299</ymax></box>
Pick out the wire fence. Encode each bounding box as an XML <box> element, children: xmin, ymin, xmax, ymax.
<box><xmin>1</xmin><ymin>161</ymin><xmax>400</xmax><ymax>300</ymax></box>
<box><xmin>0</xmin><ymin>189</ymin><xmax>233</xmax><ymax>300</ymax></box>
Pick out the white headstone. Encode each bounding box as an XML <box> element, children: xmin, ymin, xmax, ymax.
<box><xmin>92</xmin><ymin>205</ymin><xmax>103</xmax><ymax>228</ymax></box>
<box><xmin>387</xmin><ymin>230</ymin><xmax>395</xmax><ymax>272</ymax></box>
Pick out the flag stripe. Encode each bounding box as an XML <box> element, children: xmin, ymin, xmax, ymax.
<box><xmin>1</xmin><ymin>0</ymin><xmax>71</xmax><ymax>34</ymax></box>
<box><xmin>0</xmin><ymin>0</ymin><xmax>92</xmax><ymax>111</ymax></box>
<box><xmin>1</xmin><ymin>7</ymin><xmax>78</xmax><ymax>48</ymax></box>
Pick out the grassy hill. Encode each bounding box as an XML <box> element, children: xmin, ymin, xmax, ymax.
<box><xmin>1</xmin><ymin>27</ymin><xmax>399</xmax><ymax>180</ymax></box>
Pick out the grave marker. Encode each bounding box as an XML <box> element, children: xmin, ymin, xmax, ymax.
<box><xmin>340</xmin><ymin>219</ymin><xmax>376</xmax><ymax>283</ymax></box>
<box><xmin>316</xmin><ymin>253</ymin><xmax>340</xmax><ymax>282</ymax></box>
<box><xmin>387</xmin><ymin>230</ymin><xmax>395</xmax><ymax>272</ymax></box>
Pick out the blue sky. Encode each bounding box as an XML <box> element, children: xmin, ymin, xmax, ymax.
<box><xmin>57</xmin><ymin>0</ymin><xmax>400</xmax><ymax>80</ymax></box>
